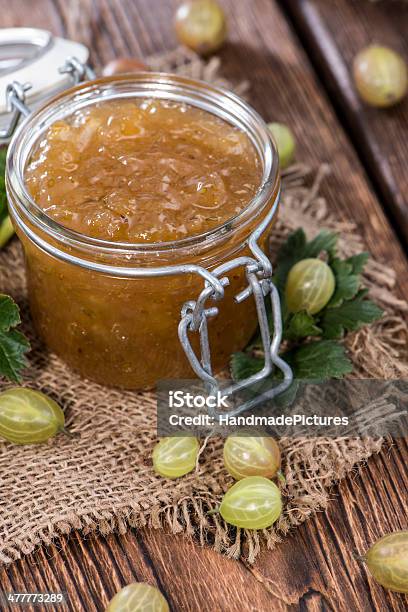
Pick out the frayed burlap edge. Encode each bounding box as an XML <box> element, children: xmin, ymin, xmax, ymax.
<box><xmin>0</xmin><ymin>54</ymin><xmax>407</xmax><ymax>566</ymax></box>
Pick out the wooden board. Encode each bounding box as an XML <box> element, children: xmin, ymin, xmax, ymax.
<box><xmin>0</xmin><ymin>0</ymin><xmax>407</xmax><ymax>610</ymax></box>
<box><xmin>285</xmin><ymin>0</ymin><xmax>408</xmax><ymax>245</ymax></box>
<box><xmin>2</xmin><ymin>440</ymin><xmax>408</xmax><ymax>611</ymax></box>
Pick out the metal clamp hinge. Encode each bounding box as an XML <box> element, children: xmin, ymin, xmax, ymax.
<box><xmin>0</xmin><ymin>57</ymin><xmax>95</xmax><ymax>142</ymax></box>
<box><xmin>178</xmin><ymin>211</ymin><xmax>293</xmax><ymax>418</ymax></box>
<box><xmin>59</xmin><ymin>56</ymin><xmax>96</xmax><ymax>84</ymax></box>
<box><xmin>0</xmin><ymin>81</ymin><xmax>32</xmax><ymax>140</ymax></box>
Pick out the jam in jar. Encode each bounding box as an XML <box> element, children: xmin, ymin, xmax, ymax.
<box><xmin>7</xmin><ymin>74</ymin><xmax>280</xmax><ymax>389</ymax></box>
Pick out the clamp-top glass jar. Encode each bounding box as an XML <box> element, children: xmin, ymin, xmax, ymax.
<box><xmin>5</xmin><ymin>70</ymin><xmax>292</xmax><ymax>407</ymax></box>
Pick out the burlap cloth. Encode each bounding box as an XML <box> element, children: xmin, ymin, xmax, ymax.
<box><xmin>0</xmin><ymin>51</ymin><xmax>407</xmax><ymax>565</ymax></box>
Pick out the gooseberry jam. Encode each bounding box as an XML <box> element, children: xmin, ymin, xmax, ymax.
<box><xmin>7</xmin><ymin>75</ymin><xmax>279</xmax><ymax>389</ymax></box>
<box><xmin>26</xmin><ymin>99</ymin><xmax>261</xmax><ymax>243</ymax></box>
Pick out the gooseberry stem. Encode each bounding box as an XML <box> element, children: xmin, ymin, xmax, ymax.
<box><xmin>277</xmin><ymin>470</ymin><xmax>286</xmax><ymax>485</ymax></box>
<box><xmin>207</xmin><ymin>507</ymin><xmax>220</xmax><ymax>516</ymax></box>
<box><xmin>61</xmin><ymin>426</ymin><xmax>77</xmax><ymax>438</ymax></box>
<box><xmin>353</xmin><ymin>552</ymin><xmax>367</xmax><ymax>564</ymax></box>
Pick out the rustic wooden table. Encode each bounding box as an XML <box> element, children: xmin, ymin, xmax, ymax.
<box><xmin>1</xmin><ymin>1</ymin><xmax>407</xmax><ymax>610</ymax></box>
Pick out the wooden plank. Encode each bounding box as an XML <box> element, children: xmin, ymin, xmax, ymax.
<box><xmin>251</xmin><ymin>438</ymin><xmax>408</xmax><ymax>611</ymax></box>
<box><xmin>1</xmin><ymin>531</ymin><xmax>285</xmax><ymax>611</ymax></box>
<box><xmin>135</xmin><ymin>530</ymin><xmax>289</xmax><ymax>612</ymax></box>
<box><xmin>1</xmin><ymin>532</ymin><xmax>162</xmax><ymax>612</ymax></box>
<box><xmin>213</xmin><ymin>0</ymin><xmax>408</xmax><ymax>299</ymax></box>
<box><xmin>1</xmin><ymin>437</ymin><xmax>407</xmax><ymax>611</ymax></box>
<box><xmin>284</xmin><ymin>0</ymin><xmax>408</xmax><ymax>245</ymax></box>
<box><xmin>0</xmin><ymin>1</ymin><xmax>407</xmax><ymax>611</ymax></box>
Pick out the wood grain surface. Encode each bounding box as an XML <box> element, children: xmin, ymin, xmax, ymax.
<box><xmin>284</xmin><ymin>0</ymin><xmax>408</xmax><ymax>245</ymax></box>
<box><xmin>0</xmin><ymin>1</ymin><xmax>407</xmax><ymax>611</ymax></box>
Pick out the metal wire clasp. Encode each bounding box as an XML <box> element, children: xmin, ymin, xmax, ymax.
<box><xmin>178</xmin><ymin>192</ymin><xmax>293</xmax><ymax>418</ymax></box>
<box><xmin>0</xmin><ymin>57</ymin><xmax>94</xmax><ymax>142</ymax></box>
<box><xmin>59</xmin><ymin>56</ymin><xmax>96</xmax><ymax>84</ymax></box>
<box><xmin>0</xmin><ymin>81</ymin><xmax>32</xmax><ymax>140</ymax></box>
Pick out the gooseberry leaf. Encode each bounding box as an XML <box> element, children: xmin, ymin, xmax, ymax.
<box><xmin>271</xmin><ymin>379</ymin><xmax>300</xmax><ymax>408</ymax></box>
<box><xmin>284</xmin><ymin>340</ymin><xmax>353</xmax><ymax>379</ymax></box>
<box><xmin>326</xmin><ymin>258</ymin><xmax>360</xmax><ymax>307</ymax></box>
<box><xmin>320</xmin><ymin>290</ymin><xmax>383</xmax><ymax>339</ymax></box>
<box><xmin>274</xmin><ymin>229</ymin><xmax>307</xmax><ymax>292</ymax></box>
<box><xmin>230</xmin><ymin>351</ymin><xmax>263</xmax><ymax>380</ymax></box>
<box><xmin>284</xmin><ymin>311</ymin><xmax>321</xmax><ymax>340</ymax></box>
<box><xmin>0</xmin><ymin>329</ymin><xmax>30</xmax><ymax>383</ymax></box>
<box><xmin>0</xmin><ymin>148</ymin><xmax>7</xmax><ymax>223</ymax></box>
<box><xmin>0</xmin><ymin>147</ymin><xmax>14</xmax><ymax>250</ymax></box>
<box><xmin>0</xmin><ymin>294</ymin><xmax>30</xmax><ymax>382</ymax></box>
<box><xmin>0</xmin><ymin>294</ymin><xmax>21</xmax><ymax>331</ymax></box>
<box><xmin>302</xmin><ymin>230</ymin><xmax>338</xmax><ymax>259</ymax></box>
<box><xmin>231</xmin><ymin>338</ymin><xmax>352</xmax><ymax>382</ymax></box>
<box><xmin>230</xmin><ymin>351</ymin><xmax>276</xmax><ymax>404</ymax></box>
<box><xmin>346</xmin><ymin>252</ymin><xmax>369</xmax><ymax>275</ymax></box>
<box><xmin>230</xmin><ymin>349</ymin><xmax>300</xmax><ymax>408</ymax></box>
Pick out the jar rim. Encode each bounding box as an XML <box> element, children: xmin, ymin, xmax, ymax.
<box><xmin>7</xmin><ymin>72</ymin><xmax>280</xmax><ymax>257</ymax></box>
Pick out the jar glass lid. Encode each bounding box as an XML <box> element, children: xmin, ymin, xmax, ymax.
<box><xmin>0</xmin><ymin>27</ymin><xmax>89</xmax><ymax>127</ymax></box>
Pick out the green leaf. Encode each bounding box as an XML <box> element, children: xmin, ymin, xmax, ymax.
<box><xmin>0</xmin><ymin>147</ymin><xmax>7</xmax><ymax>223</ymax></box>
<box><xmin>0</xmin><ymin>147</ymin><xmax>13</xmax><ymax>249</ymax></box>
<box><xmin>346</xmin><ymin>252</ymin><xmax>369</xmax><ymax>275</ymax></box>
<box><xmin>0</xmin><ymin>329</ymin><xmax>30</xmax><ymax>383</ymax></box>
<box><xmin>232</xmin><ymin>340</ymin><xmax>353</xmax><ymax>387</ymax></box>
<box><xmin>230</xmin><ymin>351</ymin><xmax>276</xmax><ymax>402</ymax></box>
<box><xmin>354</xmin><ymin>287</ymin><xmax>369</xmax><ymax>299</ymax></box>
<box><xmin>230</xmin><ymin>351</ymin><xmax>264</xmax><ymax>380</ymax></box>
<box><xmin>272</xmin><ymin>379</ymin><xmax>300</xmax><ymax>407</ymax></box>
<box><xmin>0</xmin><ymin>294</ymin><xmax>21</xmax><ymax>331</ymax></box>
<box><xmin>284</xmin><ymin>311</ymin><xmax>321</xmax><ymax>340</ymax></box>
<box><xmin>327</xmin><ymin>258</ymin><xmax>360</xmax><ymax>307</ymax></box>
<box><xmin>302</xmin><ymin>230</ymin><xmax>338</xmax><ymax>259</ymax></box>
<box><xmin>284</xmin><ymin>340</ymin><xmax>353</xmax><ymax>379</ymax></box>
<box><xmin>321</xmin><ymin>291</ymin><xmax>383</xmax><ymax>339</ymax></box>
<box><xmin>277</xmin><ymin>228</ymin><xmax>307</xmax><ymax>261</ymax></box>
<box><xmin>0</xmin><ymin>294</ymin><xmax>30</xmax><ymax>381</ymax></box>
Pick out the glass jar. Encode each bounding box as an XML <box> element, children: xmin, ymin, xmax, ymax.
<box><xmin>6</xmin><ymin>73</ymin><xmax>282</xmax><ymax>390</ymax></box>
